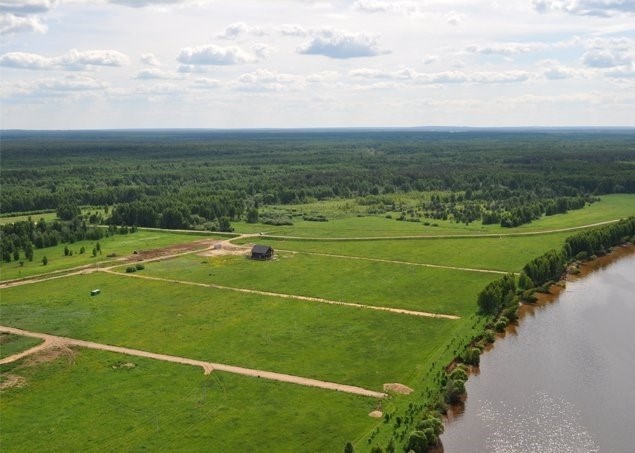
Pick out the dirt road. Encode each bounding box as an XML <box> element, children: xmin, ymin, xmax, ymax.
<box><xmin>278</xmin><ymin>249</ymin><xmax>512</xmax><ymax>275</ymax></box>
<box><xmin>0</xmin><ymin>325</ymin><xmax>387</xmax><ymax>398</ymax></box>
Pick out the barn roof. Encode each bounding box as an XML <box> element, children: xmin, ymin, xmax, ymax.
<box><xmin>251</xmin><ymin>244</ymin><xmax>272</xmax><ymax>254</ymax></box>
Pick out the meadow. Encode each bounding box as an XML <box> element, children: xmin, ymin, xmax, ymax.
<box><xmin>0</xmin><ymin>272</ymin><xmax>460</xmax><ymax>390</ymax></box>
<box><xmin>2</xmin><ymin>197</ymin><xmax>635</xmax><ymax>451</ymax></box>
<box><xmin>0</xmin><ymin>349</ymin><xmax>377</xmax><ymax>452</ymax></box>
<box><xmin>0</xmin><ymin>230</ymin><xmax>218</xmax><ymax>282</ymax></box>
<box><xmin>232</xmin><ymin>194</ymin><xmax>634</xmax><ymax>238</ymax></box>
<box><xmin>237</xmin><ymin>232</ymin><xmax>574</xmax><ymax>272</ymax></box>
<box><xmin>134</xmin><ymin>252</ymin><xmax>497</xmax><ymax>316</ymax></box>
<box><xmin>0</xmin><ymin>334</ymin><xmax>43</xmax><ymax>360</ymax></box>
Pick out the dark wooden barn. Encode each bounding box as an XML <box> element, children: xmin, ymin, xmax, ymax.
<box><xmin>251</xmin><ymin>245</ymin><xmax>274</xmax><ymax>260</ymax></box>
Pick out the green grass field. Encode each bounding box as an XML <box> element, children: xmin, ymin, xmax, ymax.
<box><xmin>0</xmin><ymin>349</ymin><xmax>377</xmax><ymax>452</ymax></box>
<box><xmin>0</xmin><ymin>230</ymin><xmax>218</xmax><ymax>282</ymax></box>
<box><xmin>0</xmin><ymin>272</ymin><xmax>457</xmax><ymax>390</ymax></box>
<box><xmin>133</xmin><ymin>252</ymin><xmax>496</xmax><ymax>316</ymax></box>
<box><xmin>1</xmin><ymin>195</ymin><xmax>632</xmax><ymax>452</ymax></box>
<box><xmin>0</xmin><ymin>334</ymin><xmax>43</xmax><ymax>359</ymax></box>
<box><xmin>236</xmin><ymin>233</ymin><xmax>574</xmax><ymax>273</ymax></box>
<box><xmin>232</xmin><ymin>194</ymin><xmax>634</xmax><ymax>238</ymax></box>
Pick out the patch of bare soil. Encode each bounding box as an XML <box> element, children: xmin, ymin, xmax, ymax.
<box><xmin>369</xmin><ymin>410</ymin><xmax>383</xmax><ymax>418</ymax></box>
<box><xmin>197</xmin><ymin>243</ymin><xmax>250</xmax><ymax>258</ymax></box>
<box><xmin>130</xmin><ymin>239</ymin><xmax>214</xmax><ymax>261</ymax></box>
<box><xmin>383</xmin><ymin>383</ymin><xmax>414</xmax><ymax>394</ymax></box>
<box><xmin>111</xmin><ymin>361</ymin><xmax>136</xmax><ymax>370</ymax></box>
<box><xmin>0</xmin><ymin>373</ymin><xmax>26</xmax><ymax>390</ymax></box>
<box><xmin>24</xmin><ymin>344</ymin><xmax>76</xmax><ymax>367</ymax></box>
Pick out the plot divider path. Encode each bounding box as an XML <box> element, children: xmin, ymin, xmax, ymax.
<box><xmin>0</xmin><ymin>325</ymin><xmax>387</xmax><ymax>399</ymax></box>
<box><xmin>278</xmin><ymin>249</ymin><xmax>511</xmax><ymax>275</ymax></box>
<box><xmin>104</xmin><ymin>269</ymin><xmax>460</xmax><ymax>320</ymax></box>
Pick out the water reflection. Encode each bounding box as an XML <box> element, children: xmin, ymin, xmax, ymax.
<box><xmin>440</xmin><ymin>250</ymin><xmax>635</xmax><ymax>453</ymax></box>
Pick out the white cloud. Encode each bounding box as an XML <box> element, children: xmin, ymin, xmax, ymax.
<box><xmin>278</xmin><ymin>24</ymin><xmax>308</xmax><ymax>37</ymax></box>
<box><xmin>176</xmin><ymin>64</ymin><xmax>209</xmax><ymax>73</ymax></box>
<box><xmin>134</xmin><ymin>82</ymin><xmax>184</xmax><ymax>95</ymax></box>
<box><xmin>305</xmin><ymin>70</ymin><xmax>339</xmax><ymax>83</ymax></box>
<box><xmin>2</xmin><ymin>75</ymin><xmax>108</xmax><ymax>99</ymax></box>
<box><xmin>59</xmin><ymin>49</ymin><xmax>129</xmax><ymax>69</ymax></box>
<box><xmin>0</xmin><ymin>13</ymin><xmax>47</xmax><ymax>35</ymax></box>
<box><xmin>109</xmin><ymin>0</ymin><xmax>188</xmax><ymax>7</ymax></box>
<box><xmin>140</xmin><ymin>53</ymin><xmax>161</xmax><ymax>66</ymax></box>
<box><xmin>216</xmin><ymin>22</ymin><xmax>265</xmax><ymax>40</ymax></box>
<box><xmin>231</xmin><ymin>69</ymin><xmax>305</xmax><ymax>92</ymax></box>
<box><xmin>422</xmin><ymin>55</ymin><xmax>438</xmax><ymax>65</ymax></box>
<box><xmin>177</xmin><ymin>44</ymin><xmax>257</xmax><ymax>65</ymax></box>
<box><xmin>534</xmin><ymin>0</ymin><xmax>635</xmax><ymax>17</ymax></box>
<box><xmin>133</xmin><ymin>68</ymin><xmax>180</xmax><ymax>79</ymax></box>
<box><xmin>446</xmin><ymin>11</ymin><xmax>464</xmax><ymax>26</ymax></box>
<box><xmin>192</xmin><ymin>77</ymin><xmax>221</xmax><ymax>89</ymax></box>
<box><xmin>350</xmin><ymin>67</ymin><xmax>530</xmax><ymax>84</ymax></box>
<box><xmin>0</xmin><ymin>49</ymin><xmax>129</xmax><ymax>70</ymax></box>
<box><xmin>540</xmin><ymin>60</ymin><xmax>579</xmax><ymax>79</ymax></box>
<box><xmin>0</xmin><ymin>52</ymin><xmax>50</xmax><ymax>69</ymax></box>
<box><xmin>298</xmin><ymin>29</ymin><xmax>387</xmax><ymax>59</ymax></box>
<box><xmin>466</xmin><ymin>42</ymin><xmax>550</xmax><ymax>56</ymax></box>
<box><xmin>252</xmin><ymin>43</ymin><xmax>275</xmax><ymax>59</ymax></box>
<box><xmin>581</xmin><ymin>37</ymin><xmax>634</xmax><ymax>67</ymax></box>
<box><xmin>353</xmin><ymin>0</ymin><xmax>418</xmax><ymax>15</ymax></box>
<box><xmin>582</xmin><ymin>49</ymin><xmax>631</xmax><ymax>67</ymax></box>
<box><xmin>0</xmin><ymin>0</ymin><xmax>54</xmax><ymax>15</ymax></box>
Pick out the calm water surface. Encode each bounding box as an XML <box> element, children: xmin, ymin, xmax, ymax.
<box><xmin>440</xmin><ymin>252</ymin><xmax>635</xmax><ymax>453</ymax></box>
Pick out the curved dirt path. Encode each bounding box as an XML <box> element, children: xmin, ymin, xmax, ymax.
<box><xmin>0</xmin><ymin>325</ymin><xmax>386</xmax><ymax>399</ymax></box>
<box><xmin>105</xmin><ymin>270</ymin><xmax>460</xmax><ymax>320</ymax></box>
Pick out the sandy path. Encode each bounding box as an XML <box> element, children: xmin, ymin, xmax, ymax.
<box><xmin>105</xmin><ymin>270</ymin><xmax>460</xmax><ymax>320</ymax></box>
<box><xmin>0</xmin><ymin>326</ymin><xmax>386</xmax><ymax>399</ymax></box>
<box><xmin>278</xmin><ymin>249</ymin><xmax>511</xmax><ymax>275</ymax></box>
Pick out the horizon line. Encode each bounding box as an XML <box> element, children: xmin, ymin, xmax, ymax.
<box><xmin>3</xmin><ymin>125</ymin><xmax>635</xmax><ymax>133</ymax></box>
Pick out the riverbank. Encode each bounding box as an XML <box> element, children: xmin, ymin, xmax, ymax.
<box><xmin>440</xmin><ymin>243</ymin><xmax>635</xmax><ymax>452</ymax></box>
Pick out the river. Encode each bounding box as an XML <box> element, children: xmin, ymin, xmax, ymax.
<box><xmin>440</xmin><ymin>249</ymin><xmax>635</xmax><ymax>453</ymax></box>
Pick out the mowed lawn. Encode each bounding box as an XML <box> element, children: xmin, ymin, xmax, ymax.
<box><xmin>0</xmin><ymin>230</ymin><xmax>218</xmax><ymax>281</ymax></box>
<box><xmin>237</xmin><ymin>233</ymin><xmax>573</xmax><ymax>273</ymax></box>
<box><xmin>135</xmin><ymin>253</ymin><xmax>495</xmax><ymax>316</ymax></box>
<box><xmin>0</xmin><ymin>349</ymin><xmax>376</xmax><ymax>452</ymax></box>
<box><xmin>0</xmin><ymin>272</ymin><xmax>458</xmax><ymax>390</ymax></box>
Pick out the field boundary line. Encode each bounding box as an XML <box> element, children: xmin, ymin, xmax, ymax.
<box><xmin>278</xmin><ymin>249</ymin><xmax>511</xmax><ymax>275</ymax></box>
<box><xmin>0</xmin><ymin>325</ymin><xmax>387</xmax><ymax>399</ymax></box>
<box><xmin>103</xmin><ymin>269</ymin><xmax>461</xmax><ymax>320</ymax></box>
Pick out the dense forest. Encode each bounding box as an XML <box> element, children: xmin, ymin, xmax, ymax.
<box><xmin>1</xmin><ymin>129</ymin><xmax>634</xmax><ymax>230</ymax></box>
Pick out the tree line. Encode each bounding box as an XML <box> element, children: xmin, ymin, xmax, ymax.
<box><xmin>2</xmin><ymin>130</ymin><xmax>633</xmax><ymax>230</ymax></box>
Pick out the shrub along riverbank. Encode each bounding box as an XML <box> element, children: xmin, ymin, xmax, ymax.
<box><xmin>369</xmin><ymin>217</ymin><xmax>635</xmax><ymax>453</ymax></box>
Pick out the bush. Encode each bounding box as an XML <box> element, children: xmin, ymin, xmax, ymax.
<box><xmin>449</xmin><ymin>367</ymin><xmax>468</xmax><ymax>382</ymax></box>
<box><xmin>135</xmin><ymin>263</ymin><xmax>145</xmax><ymax>271</ymax></box>
<box><xmin>494</xmin><ymin>316</ymin><xmax>509</xmax><ymax>332</ymax></box>
<box><xmin>575</xmin><ymin>251</ymin><xmax>588</xmax><ymax>261</ymax></box>
<box><xmin>125</xmin><ymin>266</ymin><xmax>136</xmax><ymax>273</ymax></box>
<box><xmin>483</xmin><ymin>329</ymin><xmax>496</xmax><ymax>344</ymax></box>
<box><xmin>461</xmin><ymin>347</ymin><xmax>481</xmax><ymax>366</ymax></box>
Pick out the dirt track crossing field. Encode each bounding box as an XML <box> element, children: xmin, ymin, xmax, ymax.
<box><xmin>0</xmin><ymin>325</ymin><xmax>387</xmax><ymax>399</ymax></box>
<box><xmin>104</xmin><ymin>269</ymin><xmax>461</xmax><ymax>320</ymax></box>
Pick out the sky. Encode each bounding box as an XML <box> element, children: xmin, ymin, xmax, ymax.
<box><xmin>1</xmin><ymin>0</ymin><xmax>635</xmax><ymax>129</ymax></box>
